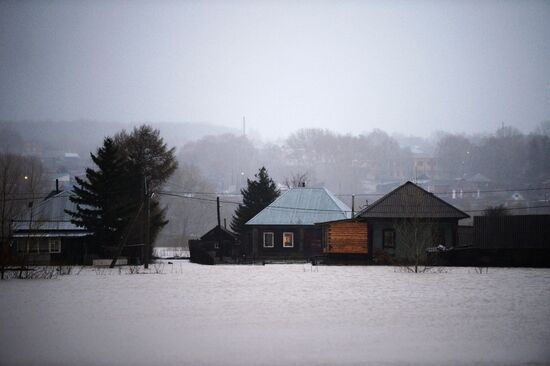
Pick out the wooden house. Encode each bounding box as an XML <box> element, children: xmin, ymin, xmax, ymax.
<box><xmin>356</xmin><ymin>181</ymin><xmax>469</xmax><ymax>262</ymax></box>
<box><xmin>11</xmin><ymin>190</ymin><xmax>93</xmax><ymax>265</ymax></box>
<box><xmin>244</xmin><ymin>187</ymin><xmax>351</xmax><ymax>261</ymax></box>
<box><xmin>320</xmin><ymin>181</ymin><xmax>469</xmax><ymax>263</ymax></box>
<box><xmin>188</xmin><ymin>225</ymin><xmax>238</xmax><ymax>265</ymax></box>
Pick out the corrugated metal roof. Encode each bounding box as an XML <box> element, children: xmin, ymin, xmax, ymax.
<box><xmin>246</xmin><ymin>187</ymin><xmax>351</xmax><ymax>226</ymax></box>
<box><xmin>13</xmin><ymin>190</ymin><xmax>89</xmax><ymax>233</ymax></box>
<box><xmin>356</xmin><ymin>181</ymin><xmax>469</xmax><ymax>219</ymax></box>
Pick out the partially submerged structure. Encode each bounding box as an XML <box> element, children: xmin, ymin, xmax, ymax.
<box><xmin>355</xmin><ymin>181</ymin><xmax>469</xmax><ymax>261</ymax></box>
<box><xmin>188</xmin><ymin>225</ymin><xmax>238</xmax><ymax>265</ymax></box>
<box><xmin>11</xmin><ymin>190</ymin><xmax>92</xmax><ymax>265</ymax></box>
<box><xmin>441</xmin><ymin>215</ymin><xmax>550</xmax><ymax>267</ymax></box>
<box><xmin>244</xmin><ymin>187</ymin><xmax>351</xmax><ymax>261</ymax></box>
<box><xmin>320</xmin><ymin>181</ymin><xmax>469</xmax><ymax>263</ymax></box>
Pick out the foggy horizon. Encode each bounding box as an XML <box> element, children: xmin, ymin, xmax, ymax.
<box><xmin>1</xmin><ymin>1</ymin><xmax>549</xmax><ymax>140</ymax></box>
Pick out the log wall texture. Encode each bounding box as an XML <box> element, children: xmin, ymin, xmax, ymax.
<box><xmin>325</xmin><ymin>221</ymin><xmax>368</xmax><ymax>254</ymax></box>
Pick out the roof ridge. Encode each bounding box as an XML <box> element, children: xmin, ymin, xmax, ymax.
<box><xmin>356</xmin><ymin>181</ymin><xmax>468</xmax><ymax>219</ymax></box>
<box><xmin>356</xmin><ymin>181</ymin><xmax>413</xmax><ymax>215</ymax></box>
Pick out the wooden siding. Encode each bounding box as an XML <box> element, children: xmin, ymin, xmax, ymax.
<box><xmin>473</xmin><ymin>215</ymin><xmax>550</xmax><ymax>249</ymax></box>
<box><xmin>325</xmin><ymin>221</ymin><xmax>368</xmax><ymax>254</ymax></box>
<box><xmin>247</xmin><ymin>225</ymin><xmax>323</xmax><ymax>260</ymax></box>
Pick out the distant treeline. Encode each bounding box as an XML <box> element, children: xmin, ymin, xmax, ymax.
<box><xmin>175</xmin><ymin>122</ymin><xmax>550</xmax><ymax>194</ymax></box>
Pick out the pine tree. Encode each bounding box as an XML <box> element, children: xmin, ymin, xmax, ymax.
<box><xmin>114</xmin><ymin>125</ymin><xmax>178</xmax><ymax>244</ymax></box>
<box><xmin>67</xmin><ymin>126</ymin><xmax>178</xmax><ymax>260</ymax></box>
<box><xmin>66</xmin><ymin>138</ymin><xmax>135</xmax><ymax>254</ymax></box>
<box><xmin>231</xmin><ymin>167</ymin><xmax>280</xmax><ymax>236</ymax></box>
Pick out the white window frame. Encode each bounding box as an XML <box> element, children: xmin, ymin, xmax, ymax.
<box><xmin>282</xmin><ymin>232</ymin><xmax>294</xmax><ymax>248</ymax></box>
<box><xmin>263</xmin><ymin>232</ymin><xmax>274</xmax><ymax>248</ymax></box>
<box><xmin>49</xmin><ymin>238</ymin><xmax>61</xmax><ymax>253</ymax></box>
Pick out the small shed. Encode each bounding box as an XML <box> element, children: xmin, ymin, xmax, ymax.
<box><xmin>188</xmin><ymin>226</ymin><xmax>238</xmax><ymax>265</ymax></box>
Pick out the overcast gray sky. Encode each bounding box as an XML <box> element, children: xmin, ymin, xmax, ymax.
<box><xmin>1</xmin><ymin>0</ymin><xmax>549</xmax><ymax>139</ymax></box>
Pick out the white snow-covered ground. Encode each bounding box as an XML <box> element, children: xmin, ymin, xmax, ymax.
<box><xmin>1</xmin><ymin>263</ymin><xmax>549</xmax><ymax>366</ymax></box>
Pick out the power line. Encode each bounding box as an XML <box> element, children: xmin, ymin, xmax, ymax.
<box><xmin>463</xmin><ymin>204</ymin><xmax>550</xmax><ymax>214</ymax></box>
<box><xmin>159</xmin><ymin>185</ymin><xmax>550</xmax><ymax>198</ymax></box>
<box><xmin>158</xmin><ymin>191</ymin><xmax>241</xmax><ymax>205</ymax></box>
<box><xmin>4</xmin><ymin>186</ymin><xmax>550</xmax><ymax>215</ymax></box>
<box><xmin>337</xmin><ymin>186</ymin><xmax>550</xmax><ymax>197</ymax></box>
<box><xmin>3</xmin><ymin>183</ymin><xmax>549</xmax><ymax>201</ymax></box>
<box><xmin>156</xmin><ymin>191</ymin><xmax>550</xmax><ymax>215</ymax></box>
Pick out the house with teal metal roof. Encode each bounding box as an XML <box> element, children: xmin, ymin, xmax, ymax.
<box><xmin>12</xmin><ymin>190</ymin><xmax>93</xmax><ymax>265</ymax></box>
<box><xmin>244</xmin><ymin>187</ymin><xmax>351</xmax><ymax>260</ymax></box>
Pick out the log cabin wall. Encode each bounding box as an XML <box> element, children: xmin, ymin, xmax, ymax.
<box><xmin>324</xmin><ymin>221</ymin><xmax>368</xmax><ymax>254</ymax></box>
<box><xmin>369</xmin><ymin>218</ymin><xmax>458</xmax><ymax>259</ymax></box>
<box><xmin>250</xmin><ymin>225</ymin><xmax>323</xmax><ymax>260</ymax></box>
<box><xmin>13</xmin><ymin>236</ymin><xmax>92</xmax><ymax>265</ymax></box>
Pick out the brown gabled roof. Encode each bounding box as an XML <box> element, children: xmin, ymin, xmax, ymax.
<box><xmin>356</xmin><ymin>181</ymin><xmax>469</xmax><ymax>219</ymax></box>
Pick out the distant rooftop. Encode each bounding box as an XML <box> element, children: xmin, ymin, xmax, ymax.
<box><xmin>12</xmin><ymin>190</ymin><xmax>90</xmax><ymax>236</ymax></box>
<box><xmin>246</xmin><ymin>187</ymin><xmax>351</xmax><ymax>226</ymax></box>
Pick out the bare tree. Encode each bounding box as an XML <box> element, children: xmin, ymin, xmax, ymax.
<box><xmin>483</xmin><ymin>204</ymin><xmax>509</xmax><ymax>217</ymax></box>
<box><xmin>396</xmin><ymin>217</ymin><xmax>437</xmax><ymax>273</ymax></box>
<box><xmin>283</xmin><ymin>172</ymin><xmax>309</xmax><ymax>188</ymax></box>
<box><xmin>393</xmin><ymin>188</ymin><xmax>442</xmax><ymax>273</ymax></box>
<box><xmin>0</xmin><ymin>154</ymin><xmax>44</xmax><ymax>279</ymax></box>
<box><xmin>1</xmin><ymin>154</ymin><xmax>24</xmax><ymax>279</ymax></box>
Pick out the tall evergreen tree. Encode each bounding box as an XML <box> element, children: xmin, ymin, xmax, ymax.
<box><xmin>67</xmin><ymin>138</ymin><xmax>134</xmax><ymax>254</ymax></box>
<box><xmin>114</xmin><ymin>125</ymin><xmax>178</xmax><ymax>192</ymax></box>
<box><xmin>114</xmin><ymin>125</ymin><xmax>178</xmax><ymax>244</ymax></box>
<box><xmin>67</xmin><ymin>126</ymin><xmax>178</xmax><ymax>259</ymax></box>
<box><xmin>231</xmin><ymin>167</ymin><xmax>280</xmax><ymax>236</ymax></box>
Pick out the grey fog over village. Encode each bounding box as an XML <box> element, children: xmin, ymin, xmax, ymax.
<box><xmin>1</xmin><ymin>1</ymin><xmax>549</xmax><ymax>365</ymax></box>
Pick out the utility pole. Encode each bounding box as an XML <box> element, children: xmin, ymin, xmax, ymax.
<box><xmin>144</xmin><ymin>176</ymin><xmax>151</xmax><ymax>269</ymax></box>
<box><xmin>21</xmin><ymin>201</ymin><xmax>33</xmax><ymax>279</ymax></box>
<box><xmin>110</xmin><ymin>203</ymin><xmax>145</xmax><ymax>268</ymax></box>
<box><xmin>217</xmin><ymin>196</ymin><xmax>222</xmax><ymax>260</ymax></box>
<box><xmin>351</xmin><ymin>195</ymin><xmax>355</xmax><ymax>218</ymax></box>
<box><xmin>26</xmin><ymin>201</ymin><xmax>34</xmax><ymax>249</ymax></box>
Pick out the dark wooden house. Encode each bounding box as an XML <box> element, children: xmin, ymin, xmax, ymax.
<box><xmin>11</xmin><ymin>190</ymin><xmax>93</xmax><ymax>265</ymax></box>
<box><xmin>244</xmin><ymin>187</ymin><xmax>351</xmax><ymax>261</ymax></box>
<box><xmin>320</xmin><ymin>181</ymin><xmax>469</xmax><ymax>263</ymax></box>
<box><xmin>356</xmin><ymin>181</ymin><xmax>469</xmax><ymax>260</ymax></box>
<box><xmin>188</xmin><ymin>225</ymin><xmax>238</xmax><ymax>265</ymax></box>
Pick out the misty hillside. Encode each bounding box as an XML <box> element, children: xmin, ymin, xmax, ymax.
<box><xmin>0</xmin><ymin>120</ymin><xmax>239</xmax><ymax>156</ymax></box>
